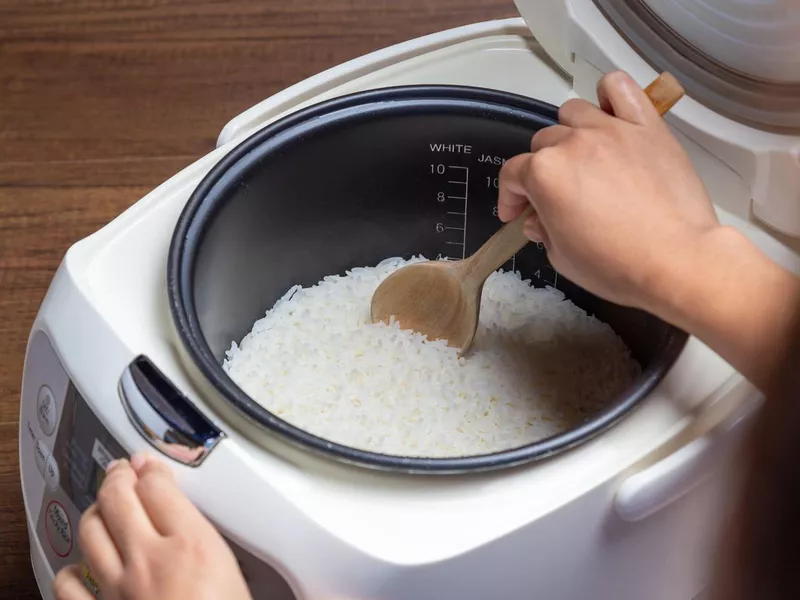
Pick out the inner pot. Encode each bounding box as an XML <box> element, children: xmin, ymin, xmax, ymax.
<box><xmin>168</xmin><ymin>85</ymin><xmax>688</xmax><ymax>474</ymax></box>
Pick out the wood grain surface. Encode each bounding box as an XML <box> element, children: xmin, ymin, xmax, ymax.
<box><xmin>0</xmin><ymin>1</ymin><xmax>515</xmax><ymax>597</ymax></box>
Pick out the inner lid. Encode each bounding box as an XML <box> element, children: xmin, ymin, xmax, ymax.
<box><xmin>519</xmin><ymin>0</ymin><xmax>800</xmax><ymax>133</ymax></box>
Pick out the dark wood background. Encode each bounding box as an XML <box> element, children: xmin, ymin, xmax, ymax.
<box><xmin>0</xmin><ymin>0</ymin><xmax>514</xmax><ymax>596</ymax></box>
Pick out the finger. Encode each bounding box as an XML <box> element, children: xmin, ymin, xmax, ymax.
<box><xmin>78</xmin><ymin>505</ymin><xmax>123</xmax><ymax>588</ymax></box>
<box><xmin>133</xmin><ymin>454</ymin><xmax>208</xmax><ymax>536</ymax></box>
<box><xmin>523</xmin><ymin>211</ymin><xmax>549</xmax><ymax>246</ymax></box>
<box><xmin>498</xmin><ymin>153</ymin><xmax>534</xmax><ymax>222</ymax></box>
<box><xmin>96</xmin><ymin>459</ymin><xmax>157</xmax><ymax>558</ymax></box>
<box><xmin>530</xmin><ymin>125</ymin><xmax>572</xmax><ymax>153</ymax></box>
<box><xmin>596</xmin><ymin>70</ymin><xmax>661</xmax><ymax>126</ymax></box>
<box><xmin>558</xmin><ymin>98</ymin><xmax>609</xmax><ymax>128</ymax></box>
<box><xmin>53</xmin><ymin>565</ymin><xmax>94</xmax><ymax>600</ymax></box>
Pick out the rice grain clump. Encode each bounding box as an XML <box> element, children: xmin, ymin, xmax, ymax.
<box><xmin>223</xmin><ymin>256</ymin><xmax>641</xmax><ymax>457</ymax></box>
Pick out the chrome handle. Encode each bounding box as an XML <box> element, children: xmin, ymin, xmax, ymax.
<box><xmin>118</xmin><ymin>355</ymin><xmax>225</xmax><ymax>467</ymax></box>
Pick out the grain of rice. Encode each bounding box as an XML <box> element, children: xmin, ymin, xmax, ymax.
<box><xmin>222</xmin><ymin>256</ymin><xmax>640</xmax><ymax>457</ymax></box>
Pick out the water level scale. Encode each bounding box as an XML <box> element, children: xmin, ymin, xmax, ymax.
<box><xmin>426</xmin><ymin>141</ymin><xmax>558</xmax><ymax>289</ymax></box>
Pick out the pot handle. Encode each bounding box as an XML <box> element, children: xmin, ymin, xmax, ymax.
<box><xmin>118</xmin><ymin>355</ymin><xmax>226</xmax><ymax>467</ymax></box>
<box><xmin>614</xmin><ymin>377</ymin><xmax>760</xmax><ymax>522</ymax></box>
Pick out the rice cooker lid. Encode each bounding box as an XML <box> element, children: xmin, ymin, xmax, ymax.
<box><xmin>514</xmin><ymin>0</ymin><xmax>800</xmax><ymax>133</ymax></box>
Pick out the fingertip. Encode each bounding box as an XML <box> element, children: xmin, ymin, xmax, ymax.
<box><xmin>598</xmin><ymin>70</ymin><xmax>640</xmax><ymax>103</ymax></box>
<box><xmin>105</xmin><ymin>458</ymin><xmax>130</xmax><ymax>475</ymax></box>
<box><xmin>597</xmin><ymin>69</ymin><xmax>658</xmax><ymax>124</ymax></box>
<box><xmin>557</xmin><ymin>98</ymin><xmax>580</xmax><ymax>122</ymax></box>
<box><xmin>98</xmin><ymin>459</ymin><xmax>138</xmax><ymax>498</ymax></box>
<box><xmin>602</xmin><ymin>69</ymin><xmax>636</xmax><ymax>90</ymax></box>
<box><xmin>497</xmin><ymin>202</ymin><xmax>527</xmax><ymax>223</ymax></box>
<box><xmin>497</xmin><ymin>185</ymin><xmax>529</xmax><ymax>222</ymax></box>
<box><xmin>53</xmin><ymin>564</ymin><xmax>91</xmax><ymax>600</ymax></box>
<box><xmin>130</xmin><ymin>452</ymin><xmax>149</xmax><ymax>472</ymax></box>
<box><xmin>135</xmin><ymin>453</ymin><xmax>174</xmax><ymax>480</ymax></box>
<box><xmin>97</xmin><ymin>461</ymin><xmax>135</xmax><ymax>504</ymax></box>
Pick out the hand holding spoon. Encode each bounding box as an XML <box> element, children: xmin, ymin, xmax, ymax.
<box><xmin>370</xmin><ymin>72</ymin><xmax>686</xmax><ymax>355</ymax></box>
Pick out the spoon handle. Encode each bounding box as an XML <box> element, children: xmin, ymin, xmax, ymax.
<box><xmin>644</xmin><ymin>72</ymin><xmax>685</xmax><ymax>115</ymax></box>
<box><xmin>459</xmin><ymin>204</ymin><xmax>535</xmax><ymax>285</ymax></box>
<box><xmin>463</xmin><ymin>72</ymin><xmax>686</xmax><ymax>285</ymax></box>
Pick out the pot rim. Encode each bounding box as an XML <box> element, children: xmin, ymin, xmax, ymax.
<box><xmin>167</xmin><ymin>84</ymin><xmax>689</xmax><ymax>474</ymax></box>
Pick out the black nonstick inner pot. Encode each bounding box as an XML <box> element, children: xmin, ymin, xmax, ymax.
<box><xmin>168</xmin><ymin>85</ymin><xmax>688</xmax><ymax>474</ymax></box>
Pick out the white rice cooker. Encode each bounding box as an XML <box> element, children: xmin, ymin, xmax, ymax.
<box><xmin>20</xmin><ymin>1</ymin><xmax>800</xmax><ymax>599</ymax></box>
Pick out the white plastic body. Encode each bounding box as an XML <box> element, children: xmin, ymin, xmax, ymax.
<box><xmin>20</xmin><ymin>15</ymin><xmax>799</xmax><ymax>600</ymax></box>
<box><xmin>513</xmin><ymin>0</ymin><xmax>800</xmax><ymax>239</ymax></box>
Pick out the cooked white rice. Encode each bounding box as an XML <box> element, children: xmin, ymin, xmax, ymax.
<box><xmin>223</xmin><ymin>256</ymin><xmax>640</xmax><ymax>457</ymax></box>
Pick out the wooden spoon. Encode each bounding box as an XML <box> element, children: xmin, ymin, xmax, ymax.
<box><xmin>371</xmin><ymin>72</ymin><xmax>686</xmax><ymax>355</ymax></box>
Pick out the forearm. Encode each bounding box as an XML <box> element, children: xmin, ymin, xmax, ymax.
<box><xmin>648</xmin><ymin>226</ymin><xmax>800</xmax><ymax>392</ymax></box>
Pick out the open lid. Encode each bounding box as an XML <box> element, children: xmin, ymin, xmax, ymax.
<box><xmin>515</xmin><ymin>0</ymin><xmax>800</xmax><ymax>133</ymax></box>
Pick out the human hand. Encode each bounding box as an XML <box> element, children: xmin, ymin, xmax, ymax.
<box><xmin>53</xmin><ymin>453</ymin><xmax>252</xmax><ymax>600</ymax></box>
<box><xmin>498</xmin><ymin>70</ymin><xmax>719</xmax><ymax>312</ymax></box>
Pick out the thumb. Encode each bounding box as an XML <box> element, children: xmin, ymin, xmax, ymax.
<box><xmin>597</xmin><ymin>70</ymin><xmax>662</xmax><ymax>126</ymax></box>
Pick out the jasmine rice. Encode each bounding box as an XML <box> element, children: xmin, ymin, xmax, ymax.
<box><xmin>222</xmin><ymin>256</ymin><xmax>640</xmax><ymax>457</ymax></box>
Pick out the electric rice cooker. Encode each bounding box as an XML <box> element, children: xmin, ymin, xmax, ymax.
<box><xmin>20</xmin><ymin>1</ymin><xmax>800</xmax><ymax>599</ymax></box>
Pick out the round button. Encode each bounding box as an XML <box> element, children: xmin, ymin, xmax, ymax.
<box><xmin>37</xmin><ymin>385</ymin><xmax>58</xmax><ymax>436</ymax></box>
<box><xmin>34</xmin><ymin>439</ymin><xmax>48</xmax><ymax>478</ymax></box>
<box><xmin>44</xmin><ymin>453</ymin><xmax>60</xmax><ymax>491</ymax></box>
<box><xmin>45</xmin><ymin>500</ymin><xmax>73</xmax><ymax>558</ymax></box>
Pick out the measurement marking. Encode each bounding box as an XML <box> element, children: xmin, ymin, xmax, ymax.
<box><xmin>434</xmin><ymin>165</ymin><xmax>470</xmax><ymax>260</ymax></box>
<box><xmin>512</xmin><ymin>255</ymin><xmax>516</xmax><ymax>272</ymax></box>
<box><xmin>461</xmin><ymin>167</ymin><xmax>469</xmax><ymax>259</ymax></box>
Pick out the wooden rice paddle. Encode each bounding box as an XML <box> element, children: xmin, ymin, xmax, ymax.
<box><xmin>370</xmin><ymin>72</ymin><xmax>685</xmax><ymax>355</ymax></box>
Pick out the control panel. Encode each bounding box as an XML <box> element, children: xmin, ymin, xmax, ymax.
<box><xmin>20</xmin><ymin>331</ymin><xmax>129</xmax><ymax>599</ymax></box>
<box><xmin>20</xmin><ymin>329</ymin><xmax>296</xmax><ymax>599</ymax></box>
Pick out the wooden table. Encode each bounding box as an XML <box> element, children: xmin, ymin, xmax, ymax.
<box><xmin>0</xmin><ymin>1</ymin><xmax>514</xmax><ymax>597</ymax></box>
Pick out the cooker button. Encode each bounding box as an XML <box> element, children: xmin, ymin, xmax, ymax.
<box><xmin>37</xmin><ymin>385</ymin><xmax>58</xmax><ymax>436</ymax></box>
<box><xmin>34</xmin><ymin>439</ymin><xmax>49</xmax><ymax>479</ymax></box>
<box><xmin>45</xmin><ymin>500</ymin><xmax>73</xmax><ymax>558</ymax></box>
<box><xmin>44</xmin><ymin>453</ymin><xmax>60</xmax><ymax>491</ymax></box>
